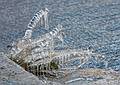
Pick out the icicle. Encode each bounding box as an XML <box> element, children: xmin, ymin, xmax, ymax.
<box><xmin>40</xmin><ymin>17</ymin><xmax>43</xmax><ymax>26</ymax></box>
<box><xmin>43</xmin><ymin>8</ymin><xmax>49</xmax><ymax>29</ymax></box>
<box><xmin>105</xmin><ymin>61</ymin><xmax>108</xmax><ymax>69</ymax></box>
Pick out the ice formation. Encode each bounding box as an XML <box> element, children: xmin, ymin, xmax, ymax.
<box><xmin>28</xmin><ymin>8</ymin><xmax>49</xmax><ymax>29</ymax></box>
<box><xmin>8</xmin><ymin>8</ymin><xmax>108</xmax><ymax>84</ymax></box>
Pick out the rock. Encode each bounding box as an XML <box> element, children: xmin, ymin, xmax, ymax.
<box><xmin>0</xmin><ymin>54</ymin><xmax>62</xmax><ymax>85</ymax></box>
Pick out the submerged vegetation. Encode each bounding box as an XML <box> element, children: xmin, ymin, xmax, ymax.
<box><xmin>50</xmin><ymin>61</ymin><xmax>59</xmax><ymax>70</ymax></box>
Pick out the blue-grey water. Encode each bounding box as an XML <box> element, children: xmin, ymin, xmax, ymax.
<box><xmin>0</xmin><ymin>0</ymin><xmax>120</xmax><ymax>84</ymax></box>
